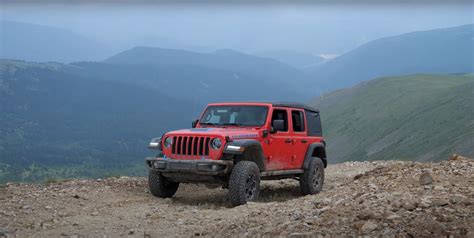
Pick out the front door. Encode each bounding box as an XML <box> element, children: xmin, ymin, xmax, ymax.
<box><xmin>266</xmin><ymin>108</ymin><xmax>293</xmax><ymax>170</ymax></box>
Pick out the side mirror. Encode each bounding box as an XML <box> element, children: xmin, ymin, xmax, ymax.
<box><xmin>192</xmin><ymin>119</ymin><xmax>199</xmax><ymax>128</ymax></box>
<box><xmin>271</xmin><ymin>119</ymin><xmax>285</xmax><ymax>133</ymax></box>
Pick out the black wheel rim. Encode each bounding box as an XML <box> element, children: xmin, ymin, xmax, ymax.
<box><xmin>312</xmin><ymin>166</ymin><xmax>323</xmax><ymax>188</ymax></box>
<box><xmin>245</xmin><ymin>173</ymin><xmax>257</xmax><ymax>200</ymax></box>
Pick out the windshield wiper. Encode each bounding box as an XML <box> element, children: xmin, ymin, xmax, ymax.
<box><xmin>200</xmin><ymin>122</ymin><xmax>222</xmax><ymax>126</ymax></box>
<box><xmin>221</xmin><ymin>123</ymin><xmax>245</xmax><ymax>126</ymax></box>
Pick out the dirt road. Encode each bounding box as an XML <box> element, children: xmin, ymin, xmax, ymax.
<box><xmin>1</xmin><ymin>155</ymin><xmax>473</xmax><ymax>237</ymax></box>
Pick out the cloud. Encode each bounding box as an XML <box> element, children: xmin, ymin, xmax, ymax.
<box><xmin>319</xmin><ymin>54</ymin><xmax>339</xmax><ymax>60</ymax></box>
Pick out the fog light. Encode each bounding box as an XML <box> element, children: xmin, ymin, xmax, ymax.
<box><xmin>152</xmin><ymin>161</ymin><xmax>166</xmax><ymax>169</ymax></box>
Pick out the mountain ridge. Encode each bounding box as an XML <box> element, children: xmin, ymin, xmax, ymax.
<box><xmin>0</xmin><ymin>21</ymin><xmax>113</xmax><ymax>62</ymax></box>
<box><xmin>309</xmin><ymin>24</ymin><xmax>474</xmax><ymax>92</ymax></box>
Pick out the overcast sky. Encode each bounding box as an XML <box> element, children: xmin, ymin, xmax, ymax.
<box><xmin>1</xmin><ymin>2</ymin><xmax>473</xmax><ymax>55</ymax></box>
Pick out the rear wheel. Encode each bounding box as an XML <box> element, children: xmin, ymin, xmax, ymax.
<box><xmin>228</xmin><ymin>161</ymin><xmax>260</xmax><ymax>206</ymax></box>
<box><xmin>300</xmin><ymin>157</ymin><xmax>324</xmax><ymax>195</ymax></box>
<box><xmin>148</xmin><ymin>170</ymin><xmax>179</xmax><ymax>198</ymax></box>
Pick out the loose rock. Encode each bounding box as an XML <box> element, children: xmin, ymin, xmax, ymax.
<box><xmin>361</xmin><ymin>220</ymin><xmax>378</xmax><ymax>233</ymax></box>
<box><xmin>419</xmin><ymin>171</ymin><xmax>433</xmax><ymax>185</ymax></box>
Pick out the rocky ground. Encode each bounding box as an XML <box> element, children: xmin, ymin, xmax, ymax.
<box><xmin>0</xmin><ymin>155</ymin><xmax>473</xmax><ymax>237</ymax></box>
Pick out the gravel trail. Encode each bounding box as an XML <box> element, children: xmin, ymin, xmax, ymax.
<box><xmin>0</xmin><ymin>155</ymin><xmax>472</xmax><ymax>237</ymax></box>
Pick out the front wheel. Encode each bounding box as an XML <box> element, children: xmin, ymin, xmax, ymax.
<box><xmin>228</xmin><ymin>161</ymin><xmax>261</xmax><ymax>206</ymax></box>
<box><xmin>148</xmin><ymin>170</ymin><xmax>179</xmax><ymax>198</ymax></box>
<box><xmin>300</xmin><ymin>157</ymin><xmax>325</xmax><ymax>195</ymax></box>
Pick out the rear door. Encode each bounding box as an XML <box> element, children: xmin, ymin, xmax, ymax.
<box><xmin>266</xmin><ymin>108</ymin><xmax>293</xmax><ymax>170</ymax></box>
<box><xmin>290</xmin><ymin>109</ymin><xmax>308</xmax><ymax>168</ymax></box>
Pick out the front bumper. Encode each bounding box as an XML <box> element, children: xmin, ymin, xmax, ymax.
<box><xmin>145</xmin><ymin>157</ymin><xmax>233</xmax><ymax>176</ymax></box>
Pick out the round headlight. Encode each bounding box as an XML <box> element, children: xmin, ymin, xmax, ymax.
<box><xmin>164</xmin><ymin>137</ymin><xmax>173</xmax><ymax>148</ymax></box>
<box><xmin>210</xmin><ymin>138</ymin><xmax>222</xmax><ymax>150</ymax></box>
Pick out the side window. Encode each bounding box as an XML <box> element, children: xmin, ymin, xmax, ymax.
<box><xmin>291</xmin><ymin>110</ymin><xmax>305</xmax><ymax>132</ymax></box>
<box><xmin>305</xmin><ymin>110</ymin><xmax>322</xmax><ymax>136</ymax></box>
<box><xmin>271</xmin><ymin>109</ymin><xmax>288</xmax><ymax>131</ymax></box>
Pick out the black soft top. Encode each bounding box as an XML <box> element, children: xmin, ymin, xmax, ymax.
<box><xmin>271</xmin><ymin>102</ymin><xmax>319</xmax><ymax>113</ymax></box>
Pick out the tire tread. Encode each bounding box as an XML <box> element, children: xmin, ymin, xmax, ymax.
<box><xmin>148</xmin><ymin>170</ymin><xmax>179</xmax><ymax>198</ymax></box>
<box><xmin>300</xmin><ymin>157</ymin><xmax>325</xmax><ymax>195</ymax></box>
<box><xmin>228</xmin><ymin>161</ymin><xmax>260</xmax><ymax>206</ymax></box>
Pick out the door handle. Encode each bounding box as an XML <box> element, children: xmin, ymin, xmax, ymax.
<box><xmin>301</xmin><ymin>139</ymin><xmax>308</xmax><ymax>143</ymax></box>
<box><xmin>285</xmin><ymin>139</ymin><xmax>292</xmax><ymax>143</ymax></box>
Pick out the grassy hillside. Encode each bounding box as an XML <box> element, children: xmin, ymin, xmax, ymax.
<box><xmin>310</xmin><ymin>24</ymin><xmax>474</xmax><ymax>92</ymax></box>
<box><xmin>312</xmin><ymin>74</ymin><xmax>474</xmax><ymax>163</ymax></box>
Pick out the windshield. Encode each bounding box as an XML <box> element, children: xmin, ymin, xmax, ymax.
<box><xmin>200</xmin><ymin>105</ymin><xmax>269</xmax><ymax>127</ymax></box>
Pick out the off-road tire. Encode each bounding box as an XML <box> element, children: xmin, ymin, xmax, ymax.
<box><xmin>148</xmin><ymin>170</ymin><xmax>179</xmax><ymax>198</ymax></box>
<box><xmin>228</xmin><ymin>161</ymin><xmax>261</xmax><ymax>206</ymax></box>
<box><xmin>300</xmin><ymin>157</ymin><xmax>325</xmax><ymax>195</ymax></box>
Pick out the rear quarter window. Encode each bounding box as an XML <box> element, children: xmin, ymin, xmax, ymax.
<box><xmin>305</xmin><ymin>110</ymin><xmax>322</xmax><ymax>136</ymax></box>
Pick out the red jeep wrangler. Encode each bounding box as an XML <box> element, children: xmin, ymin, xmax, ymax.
<box><xmin>146</xmin><ymin>102</ymin><xmax>327</xmax><ymax>206</ymax></box>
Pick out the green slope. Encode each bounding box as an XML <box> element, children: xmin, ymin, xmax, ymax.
<box><xmin>312</xmin><ymin>74</ymin><xmax>474</xmax><ymax>163</ymax></box>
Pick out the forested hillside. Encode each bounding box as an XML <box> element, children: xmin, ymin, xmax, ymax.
<box><xmin>0</xmin><ymin>60</ymin><xmax>193</xmax><ymax>183</ymax></box>
<box><xmin>0</xmin><ymin>56</ymin><xmax>311</xmax><ymax>183</ymax></box>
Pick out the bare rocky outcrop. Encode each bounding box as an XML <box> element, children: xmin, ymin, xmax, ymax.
<box><xmin>0</xmin><ymin>156</ymin><xmax>472</xmax><ymax>237</ymax></box>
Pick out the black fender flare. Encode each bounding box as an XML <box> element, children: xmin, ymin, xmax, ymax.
<box><xmin>303</xmin><ymin>143</ymin><xmax>327</xmax><ymax>169</ymax></box>
<box><xmin>223</xmin><ymin>139</ymin><xmax>265</xmax><ymax>171</ymax></box>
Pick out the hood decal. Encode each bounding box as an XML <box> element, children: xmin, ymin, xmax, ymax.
<box><xmin>189</xmin><ymin>128</ymin><xmax>214</xmax><ymax>132</ymax></box>
<box><xmin>230</xmin><ymin>134</ymin><xmax>258</xmax><ymax>139</ymax></box>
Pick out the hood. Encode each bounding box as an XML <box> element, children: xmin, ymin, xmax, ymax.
<box><xmin>164</xmin><ymin>127</ymin><xmax>263</xmax><ymax>140</ymax></box>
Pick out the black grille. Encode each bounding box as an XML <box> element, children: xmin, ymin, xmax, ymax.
<box><xmin>172</xmin><ymin>136</ymin><xmax>211</xmax><ymax>156</ymax></box>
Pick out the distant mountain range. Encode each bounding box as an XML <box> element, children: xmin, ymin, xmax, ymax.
<box><xmin>93</xmin><ymin>46</ymin><xmax>314</xmax><ymax>103</ymax></box>
<box><xmin>252</xmin><ymin>50</ymin><xmax>325</xmax><ymax>68</ymax></box>
<box><xmin>0</xmin><ymin>21</ymin><xmax>113</xmax><ymax>62</ymax></box>
<box><xmin>309</xmin><ymin>24</ymin><xmax>474</xmax><ymax>91</ymax></box>
<box><xmin>1</xmin><ymin>23</ymin><xmax>473</xmax><ymax>183</ymax></box>
<box><xmin>312</xmin><ymin>74</ymin><xmax>474</xmax><ymax>163</ymax></box>
<box><xmin>101</xmin><ymin>23</ymin><xmax>474</xmax><ymax>97</ymax></box>
<box><xmin>1</xmin><ymin>21</ymin><xmax>472</xmax><ymax>94</ymax></box>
